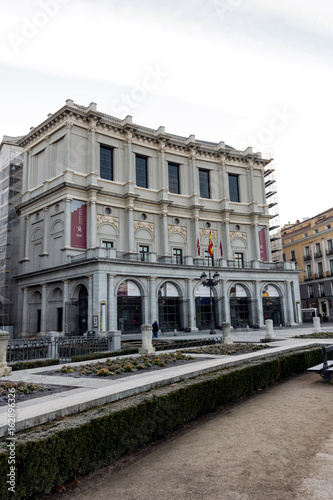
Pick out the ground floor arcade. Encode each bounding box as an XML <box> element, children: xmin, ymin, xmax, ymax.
<box><xmin>16</xmin><ymin>261</ymin><xmax>301</xmax><ymax>337</ymax></box>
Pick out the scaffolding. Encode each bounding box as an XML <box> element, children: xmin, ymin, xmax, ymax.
<box><xmin>0</xmin><ymin>145</ymin><xmax>23</xmax><ymax>333</ymax></box>
<box><xmin>263</xmin><ymin>154</ymin><xmax>283</xmax><ymax>262</ymax></box>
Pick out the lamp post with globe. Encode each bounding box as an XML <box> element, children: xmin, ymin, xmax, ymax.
<box><xmin>200</xmin><ymin>270</ymin><xmax>220</xmax><ymax>334</ymax></box>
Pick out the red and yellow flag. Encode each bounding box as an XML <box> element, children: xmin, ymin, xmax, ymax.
<box><xmin>208</xmin><ymin>231</ymin><xmax>213</xmax><ymax>256</ymax></box>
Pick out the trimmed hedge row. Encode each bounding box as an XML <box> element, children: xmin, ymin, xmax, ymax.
<box><xmin>0</xmin><ymin>347</ymin><xmax>323</xmax><ymax>499</ymax></box>
<box><xmin>9</xmin><ymin>359</ymin><xmax>60</xmax><ymax>371</ymax></box>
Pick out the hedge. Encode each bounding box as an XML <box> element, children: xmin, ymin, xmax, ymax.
<box><xmin>0</xmin><ymin>347</ymin><xmax>323</xmax><ymax>499</ymax></box>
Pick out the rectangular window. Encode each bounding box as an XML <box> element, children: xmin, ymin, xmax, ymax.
<box><xmin>318</xmin><ymin>262</ymin><xmax>323</xmax><ymax>277</ymax></box>
<box><xmin>228</xmin><ymin>174</ymin><xmax>240</xmax><ymax>202</ymax></box>
<box><xmin>102</xmin><ymin>240</ymin><xmax>114</xmax><ymax>248</ymax></box>
<box><xmin>330</xmin><ymin>260</ymin><xmax>333</xmax><ymax>274</ymax></box>
<box><xmin>136</xmin><ymin>155</ymin><xmax>148</xmax><ymax>188</ymax></box>
<box><xmin>304</xmin><ymin>246</ymin><xmax>310</xmax><ymax>257</ymax></box>
<box><xmin>328</xmin><ymin>239</ymin><xmax>333</xmax><ymax>251</ymax></box>
<box><xmin>172</xmin><ymin>248</ymin><xmax>183</xmax><ymax>265</ymax></box>
<box><xmin>308</xmin><ymin>285</ymin><xmax>313</xmax><ymax>298</ymax></box>
<box><xmin>307</xmin><ymin>264</ymin><xmax>312</xmax><ymax>279</ymax></box>
<box><xmin>100</xmin><ymin>145</ymin><xmax>113</xmax><ymax>181</ymax></box>
<box><xmin>235</xmin><ymin>252</ymin><xmax>244</xmax><ymax>268</ymax></box>
<box><xmin>283</xmin><ymin>253</ymin><xmax>286</xmax><ymax>262</ymax></box>
<box><xmin>204</xmin><ymin>250</ymin><xmax>214</xmax><ymax>267</ymax></box>
<box><xmin>319</xmin><ymin>283</ymin><xmax>325</xmax><ymax>296</ymax></box>
<box><xmin>57</xmin><ymin>307</ymin><xmax>63</xmax><ymax>332</ymax></box>
<box><xmin>199</xmin><ymin>169</ymin><xmax>210</xmax><ymax>198</ymax></box>
<box><xmin>168</xmin><ymin>162</ymin><xmax>180</xmax><ymax>194</ymax></box>
<box><xmin>290</xmin><ymin>250</ymin><xmax>296</xmax><ymax>261</ymax></box>
<box><xmin>139</xmin><ymin>245</ymin><xmax>149</xmax><ymax>262</ymax></box>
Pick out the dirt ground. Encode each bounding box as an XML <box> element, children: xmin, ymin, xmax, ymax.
<box><xmin>44</xmin><ymin>372</ymin><xmax>333</xmax><ymax>500</ymax></box>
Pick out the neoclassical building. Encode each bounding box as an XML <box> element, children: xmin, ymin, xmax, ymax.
<box><xmin>11</xmin><ymin>99</ymin><xmax>300</xmax><ymax>337</ymax></box>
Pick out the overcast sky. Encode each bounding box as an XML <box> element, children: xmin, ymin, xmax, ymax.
<box><xmin>1</xmin><ymin>0</ymin><xmax>332</xmax><ymax>226</ymax></box>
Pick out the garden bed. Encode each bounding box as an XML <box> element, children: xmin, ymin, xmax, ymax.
<box><xmin>0</xmin><ymin>381</ymin><xmax>73</xmax><ymax>407</ymax></box>
<box><xmin>181</xmin><ymin>342</ymin><xmax>270</xmax><ymax>356</ymax></box>
<box><xmin>294</xmin><ymin>332</ymin><xmax>333</xmax><ymax>339</ymax></box>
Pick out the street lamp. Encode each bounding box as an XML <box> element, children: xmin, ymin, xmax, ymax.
<box><xmin>200</xmin><ymin>270</ymin><xmax>220</xmax><ymax>335</ymax></box>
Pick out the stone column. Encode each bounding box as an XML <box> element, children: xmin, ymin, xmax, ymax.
<box><xmin>64</xmin><ymin>198</ymin><xmax>72</xmax><ymax>248</ymax></box>
<box><xmin>89</xmin><ymin>199</ymin><xmax>97</xmax><ymax>248</ymax></box>
<box><xmin>63</xmin><ymin>280</ymin><xmax>70</xmax><ymax>334</ymax></box>
<box><xmin>265</xmin><ymin>319</ymin><xmax>275</xmax><ymax>340</ymax></box>
<box><xmin>108</xmin><ymin>274</ymin><xmax>117</xmax><ymax>331</ymax></box>
<box><xmin>254</xmin><ymin>281</ymin><xmax>263</xmax><ymax>327</ymax></box>
<box><xmin>222</xmin><ymin>322</ymin><xmax>233</xmax><ymax>344</ymax></box>
<box><xmin>286</xmin><ymin>281</ymin><xmax>295</xmax><ymax>325</ymax></box>
<box><xmin>252</xmin><ymin>220</ymin><xmax>260</xmax><ymax>261</ymax></box>
<box><xmin>186</xmin><ymin>278</ymin><xmax>198</xmax><ymax>331</ymax></box>
<box><xmin>126</xmin><ymin>204</ymin><xmax>135</xmax><ymax>253</ymax></box>
<box><xmin>223</xmin><ymin>220</ymin><xmax>232</xmax><ymax>262</ymax></box>
<box><xmin>0</xmin><ymin>332</ymin><xmax>12</xmax><ymax>376</ymax></box>
<box><xmin>88</xmin><ymin>120</ymin><xmax>97</xmax><ymax>173</ymax></box>
<box><xmin>21</xmin><ymin>287</ymin><xmax>29</xmax><ymax>336</ymax></box>
<box><xmin>65</xmin><ymin>121</ymin><xmax>72</xmax><ymax>170</ymax></box>
<box><xmin>42</xmin><ymin>207</ymin><xmax>49</xmax><ymax>255</ymax></box>
<box><xmin>88</xmin><ymin>275</ymin><xmax>93</xmax><ymax>332</ymax></box>
<box><xmin>24</xmin><ymin>216</ymin><xmax>30</xmax><ymax>261</ymax></box>
<box><xmin>41</xmin><ymin>283</ymin><xmax>49</xmax><ymax>335</ymax></box>
<box><xmin>161</xmin><ymin>205</ymin><xmax>169</xmax><ymax>256</ymax></box>
<box><xmin>190</xmin><ymin>149</ymin><xmax>199</xmax><ymax>196</ymax></box>
<box><xmin>149</xmin><ymin>277</ymin><xmax>157</xmax><ymax>325</ymax></box>
<box><xmin>247</xmin><ymin>162</ymin><xmax>254</xmax><ymax>203</ymax></box>
<box><xmin>22</xmin><ymin>150</ymin><xmax>29</xmax><ymax>193</ymax></box>
<box><xmin>222</xmin><ymin>279</ymin><xmax>230</xmax><ymax>323</ymax></box>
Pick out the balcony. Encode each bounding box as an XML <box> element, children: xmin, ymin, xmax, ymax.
<box><xmin>326</xmin><ymin>248</ymin><xmax>333</xmax><ymax>256</ymax></box>
<box><xmin>314</xmin><ymin>251</ymin><xmax>322</xmax><ymax>259</ymax></box>
<box><xmin>303</xmin><ymin>254</ymin><xmax>312</xmax><ymax>262</ymax></box>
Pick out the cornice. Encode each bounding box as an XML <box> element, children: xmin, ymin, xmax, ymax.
<box><xmin>18</xmin><ymin>101</ymin><xmax>271</xmax><ymax>167</ymax></box>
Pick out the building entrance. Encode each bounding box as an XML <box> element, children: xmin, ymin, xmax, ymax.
<box><xmin>117</xmin><ymin>280</ymin><xmax>142</xmax><ymax>333</ymax></box>
<box><xmin>158</xmin><ymin>282</ymin><xmax>181</xmax><ymax>332</ymax></box>
<box><xmin>230</xmin><ymin>284</ymin><xmax>249</xmax><ymax>328</ymax></box>
<box><xmin>262</xmin><ymin>285</ymin><xmax>282</xmax><ymax>326</ymax></box>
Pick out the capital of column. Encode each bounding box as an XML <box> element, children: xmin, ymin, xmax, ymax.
<box><xmin>43</xmin><ymin>206</ymin><xmax>49</xmax><ymax>212</ymax></box>
<box><xmin>63</xmin><ymin>279</ymin><xmax>71</xmax><ymax>284</ymax></box>
<box><xmin>124</xmin><ymin>132</ymin><xmax>133</xmax><ymax>144</ymax></box>
<box><xmin>25</xmin><ymin>215</ymin><xmax>30</xmax><ymax>221</ymax></box>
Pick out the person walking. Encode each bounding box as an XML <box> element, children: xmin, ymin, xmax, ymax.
<box><xmin>152</xmin><ymin>320</ymin><xmax>159</xmax><ymax>338</ymax></box>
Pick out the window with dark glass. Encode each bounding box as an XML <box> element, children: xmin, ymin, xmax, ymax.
<box><xmin>199</xmin><ymin>169</ymin><xmax>210</xmax><ymax>198</ymax></box>
<box><xmin>139</xmin><ymin>245</ymin><xmax>149</xmax><ymax>262</ymax></box>
<box><xmin>102</xmin><ymin>241</ymin><xmax>114</xmax><ymax>248</ymax></box>
<box><xmin>229</xmin><ymin>174</ymin><xmax>240</xmax><ymax>202</ymax></box>
<box><xmin>290</xmin><ymin>250</ymin><xmax>296</xmax><ymax>261</ymax></box>
<box><xmin>168</xmin><ymin>162</ymin><xmax>180</xmax><ymax>194</ymax></box>
<box><xmin>235</xmin><ymin>252</ymin><xmax>244</xmax><ymax>268</ymax></box>
<box><xmin>136</xmin><ymin>155</ymin><xmax>148</xmax><ymax>188</ymax></box>
<box><xmin>307</xmin><ymin>264</ymin><xmax>312</xmax><ymax>279</ymax></box>
<box><xmin>308</xmin><ymin>285</ymin><xmax>313</xmax><ymax>297</ymax></box>
<box><xmin>100</xmin><ymin>145</ymin><xmax>113</xmax><ymax>181</ymax></box>
<box><xmin>172</xmin><ymin>248</ymin><xmax>182</xmax><ymax>265</ymax></box>
<box><xmin>318</xmin><ymin>261</ymin><xmax>323</xmax><ymax>277</ymax></box>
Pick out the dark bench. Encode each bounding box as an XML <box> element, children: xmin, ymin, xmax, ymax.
<box><xmin>307</xmin><ymin>345</ymin><xmax>333</xmax><ymax>382</ymax></box>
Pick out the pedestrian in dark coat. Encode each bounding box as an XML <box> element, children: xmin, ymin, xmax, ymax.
<box><xmin>152</xmin><ymin>320</ymin><xmax>159</xmax><ymax>338</ymax></box>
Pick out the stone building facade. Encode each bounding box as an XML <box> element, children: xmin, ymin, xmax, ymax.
<box><xmin>282</xmin><ymin>208</ymin><xmax>333</xmax><ymax>322</ymax></box>
<box><xmin>12</xmin><ymin>99</ymin><xmax>300</xmax><ymax>337</ymax></box>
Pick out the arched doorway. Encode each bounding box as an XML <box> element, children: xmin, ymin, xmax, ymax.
<box><xmin>78</xmin><ymin>286</ymin><xmax>88</xmax><ymax>335</ymax></box>
<box><xmin>195</xmin><ymin>283</ymin><xmax>218</xmax><ymax>330</ymax></box>
<box><xmin>230</xmin><ymin>284</ymin><xmax>250</xmax><ymax>328</ymax></box>
<box><xmin>158</xmin><ymin>282</ymin><xmax>181</xmax><ymax>332</ymax></box>
<box><xmin>117</xmin><ymin>280</ymin><xmax>142</xmax><ymax>333</ymax></box>
<box><xmin>262</xmin><ymin>284</ymin><xmax>282</xmax><ymax>326</ymax></box>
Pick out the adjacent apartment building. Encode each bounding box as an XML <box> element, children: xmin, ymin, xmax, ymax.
<box><xmin>282</xmin><ymin>208</ymin><xmax>333</xmax><ymax>321</ymax></box>
<box><xmin>2</xmin><ymin>100</ymin><xmax>300</xmax><ymax>337</ymax></box>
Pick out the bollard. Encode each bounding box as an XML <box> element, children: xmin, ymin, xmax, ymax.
<box><xmin>222</xmin><ymin>322</ymin><xmax>233</xmax><ymax>345</ymax></box>
<box><xmin>139</xmin><ymin>324</ymin><xmax>155</xmax><ymax>354</ymax></box>
<box><xmin>0</xmin><ymin>331</ymin><xmax>12</xmax><ymax>376</ymax></box>
<box><xmin>47</xmin><ymin>331</ymin><xmax>60</xmax><ymax>359</ymax></box>
<box><xmin>313</xmin><ymin>317</ymin><xmax>321</xmax><ymax>334</ymax></box>
<box><xmin>107</xmin><ymin>330</ymin><xmax>121</xmax><ymax>351</ymax></box>
<box><xmin>265</xmin><ymin>319</ymin><xmax>275</xmax><ymax>339</ymax></box>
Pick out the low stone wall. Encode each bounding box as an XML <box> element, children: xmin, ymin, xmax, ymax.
<box><xmin>0</xmin><ymin>347</ymin><xmax>323</xmax><ymax>499</ymax></box>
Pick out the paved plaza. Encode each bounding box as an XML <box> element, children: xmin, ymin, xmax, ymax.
<box><xmin>1</xmin><ymin>323</ymin><xmax>332</xmax><ymax>438</ymax></box>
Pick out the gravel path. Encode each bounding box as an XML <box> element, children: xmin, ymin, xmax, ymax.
<box><xmin>44</xmin><ymin>372</ymin><xmax>333</xmax><ymax>500</ymax></box>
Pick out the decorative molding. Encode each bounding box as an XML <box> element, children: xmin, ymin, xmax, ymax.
<box><xmin>134</xmin><ymin>220</ymin><xmax>155</xmax><ymax>236</ymax></box>
<box><xmin>200</xmin><ymin>228</ymin><xmax>217</xmax><ymax>241</ymax></box>
<box><xmin>230</xmin><ymin>231</ymin><xmax>247</xmax><ymax>242</ymax></box>
<box><xmin>124</xmin><ymin>132</ymin><xmax>133</xmax><ymax>144</ymax></box>
<box><xmin>97</xmin><ymin>215</ymin><xmax>119</xmax><ymax>232</ymax></box>
<box><xmin>168</xmin><ymin>225</ymin><xmax>187</xmax><ymax>239</ymax></box>
<box><xmin>188</xmin><ymin>147</ymin><xmax>197</xmax><ymax>160</ymax></box>
<box><xmin>87</xmin><ymin>120</ymin><xmax>98</xmax><ymax>133</ymax></box>
<box><xmin>157</xmin><ymin>140</ymin><xmax>166</xmax><ymax>153</ymax></box>
<box><xmin>65</xmin><ymin>121</ymin><xmax>73</xmax><ymax>129</ymax></box>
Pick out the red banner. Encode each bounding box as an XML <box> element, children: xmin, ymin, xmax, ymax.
<box><xmin>71</xmin><ymin>200</ymin><xmax>87</xmax><ymax>248</ymax></box>
<box><xmin>258</xmin><ymin>226</ymin><xmax>268</xmax><ymax>261</ymax></box>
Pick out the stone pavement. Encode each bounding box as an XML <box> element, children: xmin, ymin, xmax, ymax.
<box><xmin>0</xmin><ymin>323</ymin><xmax>332</xmax><ymax>438</ymax></box>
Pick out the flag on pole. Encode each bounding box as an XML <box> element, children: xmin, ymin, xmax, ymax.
<box><xmin>219</xmin><ymin>240</ymin><xmax>223</xmax><ymax>257</ymax></box>
<box><xmin>208</xmin><ymin>231</ymin><xmax>213</xmax><ymax>256</ymax></box>
<box><xmin>197</xmin><ymin>237</ymin><xmax>201</xmax><ymax>256</ymax></box>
